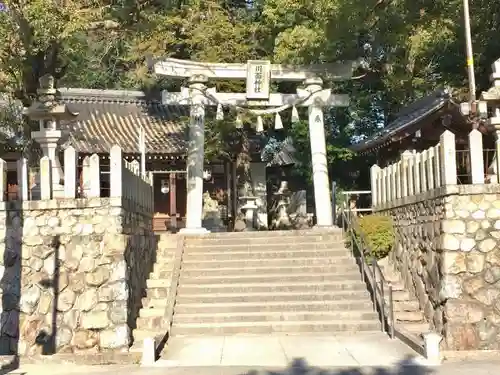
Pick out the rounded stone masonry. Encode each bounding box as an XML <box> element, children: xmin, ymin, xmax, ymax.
<box><xmin>380</xmin><ymin>189</ymin><xmax>500</xmax><ymax>350</ymax></box>
<box><xmin>0</xmin><ymin>198</ymin><xmax>155</xmax><ymax>356</ymax></box>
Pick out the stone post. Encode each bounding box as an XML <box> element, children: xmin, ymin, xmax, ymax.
<box><xmin>406</xmin><ymin>152</ymin><xmax>415</xmax><ymax>196</ymax></box>
<box><xmin>413</xmin><ymin>151</ymin><xmax>421</xmax><ymax>194</ymax></box>
<box><xmin>389</xmin><ymin>164</ymin><xmax>396</xmax><ymax>202</ymax></box>
<box><xmin>110</xmin><ymin>145</ymin><xmax>123</xmax><ymax>198</ymax></box>
<box><xmin>305</xmin><ymin>77</ymin><xmax>333</xmax><ymax>227</ymax></box>
<box><xmin>17</xmin><ymin>158</ymin><xmax>28</xmax><ymax>201</ymax></box>
<box><xmin>400</xmin><ymin>151</ymin><xmax>411</xmax><ymax>197</ymax></box>
<box><xmin>89</xmin><ymin>154</ymin><xmax>100</xmax><ymax>197</ymax></box>
<box><xmin>426</xmin><ymin>147</ymin><xmax>435</xmax><ymax>190</ymax></box>
<box><xmin>468</xmin><ymin>129</ymin><xmax>485</xmax><ymax>184</ymax></box>
<box><xmin>439</xmin><ymin>130</ymin><xmax>457</xmax><ymax>186</ymax></box>
<box><xmin>434</xmin><ymin>145</ymin><xmax>442</xmax><ymax>187</ymax></box>
<box><xmin>420</xmin><ymin>150</ymin><xmax>428</xmax><ymax>193</ymax></box>
<box><xmin>395</xmin><ymin>161</ymin><xmax>402</xmax><ymax>199</ymax></box>
<box><xmin>64</xmin><ymin>146</ymin><xmax>77</xmax><ymax>198</ymax></box>
<box><xmin>380</xmin><ymin>167</ymin><xmax>387</xmax><ymax>205</ymax></box>
<box><xmin>40</xmin><ymin>156</ymin><xmax>52</xmax><ymax>200</ymax></box>
<box><xmin>370</xmin><ymin>164</ymin><xmax>380</xmax><ymax>207</ymax></box>
<box><xmin>181</xmin><ymin>74</ymin><xmax>210</xmax><ymax>234</ymax></box>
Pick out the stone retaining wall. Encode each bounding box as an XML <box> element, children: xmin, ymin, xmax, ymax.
<box><xmin>377</xmin><ymin>185</ymin><xmax>500</xmax><ymax>350</ymax></box>
<box><xmin>0</xmin><ymin>197</ymin><xmax>155</xmax><ymax>356</ymax></box>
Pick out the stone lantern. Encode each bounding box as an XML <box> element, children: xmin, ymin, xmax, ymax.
<box><xmin>23</xmin><ymin>74</ymin><xmax>79</xmax><ymax>196</ymax></box>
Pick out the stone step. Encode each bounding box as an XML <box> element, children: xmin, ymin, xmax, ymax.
<box><xmin>142</xmin><ymin>297</ymin><xmax>168</xmax><ymax>309</ymax></box>
<box><xmin>175</xmin><ymin>290</ymin><xmax>371</xmax><ymax>304</ymax></box>
<box><xmin>184</xmin><ymin>229</ymin><xmax>342</xmax><ymax>240</ymax></box>
<box><xmin>401</xmin><ymin>322</ymin><xmax>429</xmax><ymax>335</ymax></box>
<box><xmin>181</xmin><ymin>264</ymin><xmax>360</xmax><ymax>277</ymax></box>
<box><xmin>174</xmin><ymin>300</ymin><xmax>374</xmax><ymax>314</ymax></box>
<box><xmin>146</xmin><ymin>279</ymin><xmax>172</xmax><ymax>288</ymax></box>
<box><xmin>145</xmin><ymin>287</ymin><xmax>169</xmax><ymax>299</ymax></box>
<box><xmin>184</xmin><ymin>242</ymin><xmax>345</xmax><ymax>251</ymax></box>
<box><xmin>177</xmin><ymin>280</ymin><xmax>367</xmax><ymax>295</ymax></box>
<box><xmin>382</xmin><ymin>282</ymin><xmax>405</xmax><ymax>292</ymax></box>
<box><xmin>170</xmin><ymin>320</ymin><xmax>380</xmax><ymax>336</ymax></box>
<box><xmin>181</xmin><ymin>256</ymin><xmax>355</xmax><ymax>269</ymax></box>
<box><xmin>136</xmin><ymin>315</ymin><xmax>166</xmax><ymax>330</ymax></box>
<box><xmin>154</xmin><ymin>257</ymin><xmax>174</xmax><ymax>265</ymax></box>
<box><xmin>131</xmin><ymin>329</ymin><xmax>166</xmax><ymax>346</ymax></box>
<box><xmin>153</xmin><ymin>262</ymin><xmax>174</xmax><ymax>271</ymax></box>
<box><xmin>173</xmin><ymin>310</ymin><xmax>379</xmax><ymax>324</ymax></box>
<box><xmin>185</xmin><ymin>236</ymin><xmax>343</xmax><ymax>247</ymax></box>
<box><xmin>150</xmin><ymin>269</ymin><xmax>173</xmax><ymax>280</ymax></box>
<box><xmin>139</xmin><ymin>307</ymin><xmax>165</xmax><ymax>318</ymax></box>
<box><xmin>183</xmin><ymin>249</ymin><xmax>349</xmax><ymax>261</ymax></box>
<box><xmin>179</xmin><ymin>272</ymin><xmax>362</xmax><ymax>285</ymax></box>
<box><xmin>391</xmin><ymin>300</ymin><xmax>420</xmax><ymax>312</ymax></box>
<box><xmin>391</xmin><ymin>290</ymin><xmax>410</xmax><ymax>301</ymax></box>
<box><xmin>394</xmin><ymin>310</ymin><xmax>425</xmax><ymax>322</ymax></box>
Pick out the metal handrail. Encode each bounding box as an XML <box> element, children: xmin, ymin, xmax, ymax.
<box><xmin>341</xmin><ymin>205</ymin><xmax>395</xmax><ymax>339</ymax></box>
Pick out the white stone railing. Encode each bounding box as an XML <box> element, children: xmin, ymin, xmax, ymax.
<box><xmin>0</xmin><ymin>145</ymin><xmax>153</xmax><ymax>212</ymax></box>
<box><xmin>370</xmin><ymin>129</ymin><xmax>486</xmax><ymax>208</ymax></box>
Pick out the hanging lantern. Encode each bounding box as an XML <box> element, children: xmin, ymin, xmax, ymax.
<box><xmin>160</xmin><ymin>179</ymin><xmax>170</xmax><ymax>194</ymax></box>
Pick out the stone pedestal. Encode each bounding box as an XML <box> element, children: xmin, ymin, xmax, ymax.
<box><xmin>31</xmin><ymin>129</ymin><xmax>64</xmax><ymax>197</ymax></box>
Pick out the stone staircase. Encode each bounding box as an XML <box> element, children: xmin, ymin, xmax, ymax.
<box><xmin>378</xmin><ymin>259</ymin><xmax>429</xmax><ymax>348</ymax></box>
<box><xmin>169</xmin><ymin>229</ymin><xmax>381</xmax><ymax>336</ymax></box>
<box><xmin>131</xmin><ymin>234</ymin><xmax>177</xmax><ymax>350</ymax></box>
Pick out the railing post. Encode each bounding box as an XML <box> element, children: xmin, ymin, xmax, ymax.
<box><xmin>372</xmin><ymin>260</ymin><xmax>377</xmax><ymax>307</ymax></box>
<box><xmin>379</xmin><ymin>262</ymin><xmax>386</xmax><ymax>334</ymax></box>
<box><xmin>388</xmin><ymin>283</ymin><xmax>395</xmax><ymax>338</ymax></box>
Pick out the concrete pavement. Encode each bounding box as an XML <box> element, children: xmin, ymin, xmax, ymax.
<box><xmin>155</xmin><ymin>332</ymin><xmax>427</xmax><ymax>367</ymax></box>
<box><xmin>7</xmin><ymin>333</ymin><xmax>500</xmax><ymax>375</ymax></box>
<box><xmin>9</xmin><ymin>359</ymin><xmax>500</xmax><ymax>375</ymax></box>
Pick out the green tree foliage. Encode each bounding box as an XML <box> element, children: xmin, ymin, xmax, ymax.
<box><xmin>1</xmin><ymin>0</ymin><xmax>500</xmax><ymax>191</ymax></box>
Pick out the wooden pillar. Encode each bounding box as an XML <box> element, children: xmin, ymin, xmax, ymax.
<box><xmin>169</xmin><ymin>172</ymin><xmax>177</xmax><ymax>229</ymax></box>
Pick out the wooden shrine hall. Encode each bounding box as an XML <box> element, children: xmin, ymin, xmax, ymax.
<box><xmin>57</xmin><ymin>87</ymin><xmax>230</xmax><ymax>232</ymax></box>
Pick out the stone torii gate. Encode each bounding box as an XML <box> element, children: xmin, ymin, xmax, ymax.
<box><xmin>150</xmin><ymin>58</ymin><xmax>356</xmax><ymax>233</ymax></box>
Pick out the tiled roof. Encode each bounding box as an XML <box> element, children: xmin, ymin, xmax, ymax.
<box><xmin>351</xmin><ymin>89</ymin><xmax>450</xmax><ymax>153</ymax></box>
<box><xmin>58</xmin><ymin>88</ymin><xmax>188</xmax><ymax>154</ymax></box>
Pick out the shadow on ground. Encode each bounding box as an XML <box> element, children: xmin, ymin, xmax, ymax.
<box><xmin>118</xmin><ymin>356</ymin><xmax>437</xmax><ymax>375</ymax></box>
<box><xmin>243</xmin><ymin>357</ymin><xmax>434</xmax><ymax>375</ymax></box>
